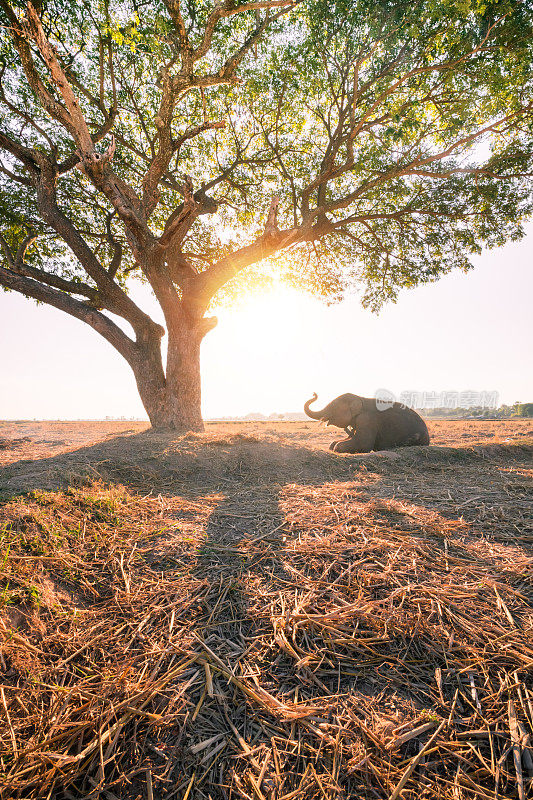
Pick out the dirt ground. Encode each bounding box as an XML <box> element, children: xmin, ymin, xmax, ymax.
<box><xmin>1</xmin><ymin>417</ymin><xmax>532</xmax><ymax>469</ymax></box>
<box><xmin>0</xmin><ymin>420</ymin><xmax>532</xmax><ymax>800</ymax></box>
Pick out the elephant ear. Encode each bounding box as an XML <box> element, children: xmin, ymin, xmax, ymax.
<box><xmin>349</xmin><ymin>396</ymin><xmax>364</xmax><ymax>418</ymax></box>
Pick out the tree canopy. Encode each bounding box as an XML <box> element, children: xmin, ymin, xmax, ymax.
<box><xmin>0</xmin><ymin>0</ymin><xmax>531</xmax><ymax>427</ymax></box>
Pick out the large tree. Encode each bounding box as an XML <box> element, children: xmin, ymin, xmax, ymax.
<box><xmin>0</xmin><ymin>0</ymin><xmax>531</xmax><ymax>430</ymax></box>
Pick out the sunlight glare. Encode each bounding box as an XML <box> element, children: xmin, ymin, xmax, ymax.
<box><xmin>203</xmin><ymin>285</ymin><xmax>328</xmax><ymax>418</ymax></box>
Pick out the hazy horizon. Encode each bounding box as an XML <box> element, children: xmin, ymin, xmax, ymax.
<box><xmin>1</xmin><ymin>225</ymin><xmax>532</xmax><ymax>420</ymax></box>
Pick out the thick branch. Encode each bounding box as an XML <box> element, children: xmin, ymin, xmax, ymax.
<box><xmin>163</xmin><ymin>0</ymin><xmax>193</xmax><ymax>67</ymax></box>
<box><xmin>141</xmin><ymin>66</ymin><xmax>179</xmax><ymax>217</ymax></box>
<box><xmin>25</xmin><ymin>2</ymin><xmax>94</xmax><ymax>151</ymax></box>
<box><xmin>160</xmin><ymin>176</ymin><xmax>198</xmax><ymax>247</ymax></box>
<box><xmin>33</xmin><ymin>158</ymin><xmax>162</xmax><ymax>337</ymax></box>
<box><xmin>0</xmin><ymin>264</ymin><xmax>136</xmax><ymax>363</ymax></box>
<box><xmin>105</xmin><ymin>213</ymin><xmax>123</xmax><ymax>279</ymax></box>
<box><xmin>194</xmin><ymin>226</ymin><xmax>302</xmax><ymax>308</ymax></box>
<box><xmin>0</xmin><ymin>130</ymin><xmax>39</xmax><ymax>174</ymax></box>
<box><xmin>0</xmin><ymin>1</ymin><xmax>77</xmax><ymax>138</ymax></box>
<box><xmin>194</xmin><ymin>0</ymin><xmax>296</xmax><ymax>62</ymax></box>
<box><xmin>18</xmin><ymin>4</ymin><xmax>149</xmax><ymax>249</ymax></box>
<box><xmin>0</xmin><ymin>231</ymin><xmax>98</xmax><ymax>298</ymax></box>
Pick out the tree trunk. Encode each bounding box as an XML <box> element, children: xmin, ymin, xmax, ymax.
<box><xmin>165</xmin><ymin>322</ymin><xmax>204</xmax><ymax>432</ymax></box>
<box><xmin>132</xmin><ymin>322</ymin><xmax>204</xmax><ymax>432</ymax></box>
<box><xmin>131</xmin><ymin>336</ymin><xmax>169</xmax><ymax>430</ymax></box>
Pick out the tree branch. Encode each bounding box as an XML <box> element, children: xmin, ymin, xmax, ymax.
<box><xmin>16</xmin><ymin>3</ymin><xmax>150</xmax><ymax>251</ymax></box>
<box><xmin>0</xmin><ymin>264</ymin><xmax>136</xmax><ymax>363</ymax></box>
<box><xmin>194</xmin><ymin>0</ymin><xmax>297</xmax><ymax>62</ymax></box>
<box><xmin>33</xmin><ymin>157</ymin><xmax>162</xmax><ymax>337</ymax></box>
<box><xmin>0</xmin><ymin>129</ymin><xmax>39</xmax><ymax>174</ymax></box>
<box><xmin>104</xmin><ymin>213</ymin><xmax>123</xmax><ymax>280</ymax></box>
<box><xmin>0</xmin><ymin>231</ymin><xmax>98</xmax><ymax>298</ymax></box>
<box><xmin>193</xmin><ymin>225</ymin><xmax>302</xmax><ymax>309</ymax></box>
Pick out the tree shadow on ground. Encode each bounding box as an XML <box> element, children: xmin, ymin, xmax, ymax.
<box><xmin>1</xmin><ymin>430</ymin><xmax>531</xmax><ymax>586</ymax></box>
<box><xmin>1</xmin><ymin>432</ymin><xmax>533</xmax><ymax>798</ymax></box>
<box><xmin>0</xmin><ymin>428</ymin><xmax>358</xmax><ymax>495</ymax></box>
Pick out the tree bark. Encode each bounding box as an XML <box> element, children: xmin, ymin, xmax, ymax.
<box><xmin>131</xmin><ymin>322</ymin><xmax>204</xmax><ymax>432</ymax></box>
<box><xmin>130</xmin><ymin>337</ymin><xmax>168</xmax><ymax>430</ymax></box>
<box><xmin>165</xmin><ymin>322</ymin><xmax>204</xmax><ymax>432</ymax></box>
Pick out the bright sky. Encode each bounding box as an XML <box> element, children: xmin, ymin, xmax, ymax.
<box><xmin>0</xmin><ymin>228</ymin><xmax>531</xmax><ymax>420</ymax></box>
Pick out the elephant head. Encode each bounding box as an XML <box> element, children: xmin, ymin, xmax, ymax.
<box><xmin>304</xmin><ymin>393</ymin><xmax>364</xmax><ymax>429</ymax></box>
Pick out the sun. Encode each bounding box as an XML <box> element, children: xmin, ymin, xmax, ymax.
<box><xmin>203</xmin><ymin>286</ymin><xmax>321</xmax><ymax>417</ymax></box>
<box><xmin>214</xmin><ymin>283</ymin><xmax>316</xmax><ymax>341</ymax></box>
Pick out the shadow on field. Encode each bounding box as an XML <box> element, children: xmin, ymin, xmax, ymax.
<box><xmin>2</xmin><ymin>426</ymin><xmax>531</xmax><ymax>495</ymax></box>
<box><xmin>1</xmin><ymin>431</ymin><xmax>533</xmax><ymax>799</ymax></box>
<box><xmin>0</xmin><ymin>430</ymin><xmax>353</xmax><ymax>641</ymax></box>
<box><xmin>2</xmin><ymin>431</ymin><xmax>532</xmax><ymax>587</ymax></box>
<box><xmin>2</xmin><ymin>430</ymin><xmax>531</xmax><ymax>594</ymax></box>
<box><xmin>0</xmin><ymin>428</ymin><xmax>359</xmax><ymax>495</ymax></box>
<box><xmin>191</xmin><ymin>484</ymin><xmax>293</xmax><ymax>655</ymax></box>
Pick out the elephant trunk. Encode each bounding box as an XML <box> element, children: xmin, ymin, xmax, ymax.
<box><xmin>304</xmin><ymin>393</ymin><xmax>327</xmax><ymax>420</ymax></box>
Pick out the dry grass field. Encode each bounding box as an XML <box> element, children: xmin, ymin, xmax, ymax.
<box><xmin>0</xmin><ymin>420</ymin><xmax>532</xmax><ymax>800</ymax></box>
<box><xmin>1</xmin><ymin>417</ymin><xmax>532</xmax><ymax>468</ymax></box>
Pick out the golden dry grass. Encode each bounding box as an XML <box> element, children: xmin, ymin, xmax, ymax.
<box><xmin>0</xmin><ymin>421</ymin><xmax>532</xmax><ymax>800</ymax></box>
<box><xmin>1</xmin><ymin>418</ymin><xmax>532</xmax><ymax>467</ymax></box>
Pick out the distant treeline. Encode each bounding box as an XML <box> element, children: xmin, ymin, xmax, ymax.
<box><xmin>422</xmin><ymin>403</ymin><xmax>533</xmax><ymax>419</ymax></box>
<box><xmin>215</xmin><ymin>404</ymin><xmax>533</xmax><ymax>422</ymax></box>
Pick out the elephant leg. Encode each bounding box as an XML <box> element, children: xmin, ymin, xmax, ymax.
<box><xmin>331</xmin><ymin>436</ymin><xmax>359</xmax><ymax>452</ymax></box>
<box><xmin>330</xmin><ymin>425</ymin><xmax>357</xmax><ymax>450</ymax></box>
<box><xmin>332</xmin><ymin>416</ymin><xmax>378</xmax><ymax>453</ymax></box>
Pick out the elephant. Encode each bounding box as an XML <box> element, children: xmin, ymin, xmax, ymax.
<box><xmin>304</xmin><ymin>392</ymin><xmax>430</xmax><ymax>453</ymax></box>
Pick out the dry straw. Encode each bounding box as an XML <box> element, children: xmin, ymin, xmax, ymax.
<box><xmin>0</xmin><ymin>433</ymin><xmax>532</xmax><ymax>799</ymax></box>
